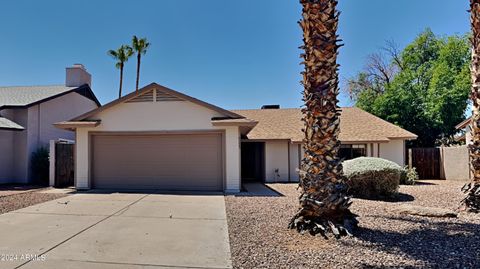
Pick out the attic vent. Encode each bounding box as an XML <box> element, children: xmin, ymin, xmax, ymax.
<box><xmin>156</xmin><ymin>90</ymin><xmax>184</xmax><ymax>102</ymax></box>
<box><xmin>126</xmin><ymin>90</ymin><xmax>154</xmax><ymax>103</ymax></box>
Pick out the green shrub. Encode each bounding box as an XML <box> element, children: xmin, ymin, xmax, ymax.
<box><xmin>31</xmin><ymin>147</ymin><xmax>49</xmax><ymax>185</ymax></box>
<box><xmin>400</xmin><ymin>168</ymin><xmax>407</xmax><ymax>184</ymax></box>
<box><xmin>343</xmin><ymin>157</ymin><xmax>401</xmax><ymax>199</ymax></box>
<box><xmin>400</xmin><ymin>166</ymin><xmax>418</xmax><ymax>185</ymax></box>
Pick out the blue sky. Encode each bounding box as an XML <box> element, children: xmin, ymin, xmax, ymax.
<box><xmin>0</xmin><ymin>0</ymin><xmax>471</xmax><ymax>108</ymax></box>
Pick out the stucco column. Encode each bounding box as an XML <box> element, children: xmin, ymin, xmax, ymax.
<box><xmin>224</xmin><ymin>126</ymin><xmax>241</xmax><ymax>193</ymax></box>
<box><xmin>75</xmin><ymin>128</ymin><xmax>91</xmax><ymax>189</ymax></box>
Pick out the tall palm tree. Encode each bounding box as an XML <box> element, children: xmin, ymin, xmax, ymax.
<box><xmin>288</xmin><ymin>0</ymin><xmax>357</xmax><ymax>238</ymax></box>
<box><xmin>108</xmin><ymin>45</ymin><xmax>133</xmax><ymax>99</ymax></box>
<box><xmin>132</xmin><ymin>35</ymin><xmax>150</xmax><ymax>93</ymax></box>
<box><xmin>463</xmin><ymin>0</ymin><xmax>480</xmax><ymax>212</ymax></box>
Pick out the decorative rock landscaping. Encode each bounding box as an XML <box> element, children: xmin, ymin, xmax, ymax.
<box><xmin>226</xmin><ymin>180</ymin><xmax>480</xmax><ymax>268</ymax></box>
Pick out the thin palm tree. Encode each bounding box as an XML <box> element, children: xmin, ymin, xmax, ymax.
<box><xmin>288</xmin><ymin>0</ymin><xmax>357</xmax><ymax>238</ymax></box>
<box><xmin>132</xmin><ymin>36</ymin><xmax>150</xmax><ymax>93</ymax></box>
<box><xmin>463</xmin><ymin>0</ymin><xmax>480</xmax><ymax>212</ymax></box>
<box><xmin>108</xmin><ymin>45</ymin><xmax>133</xmax><ymax>99</ymax></box>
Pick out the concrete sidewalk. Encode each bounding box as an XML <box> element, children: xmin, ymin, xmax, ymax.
<box><xmin>0</xmin><ymin>192</ymin><xmax>232</xmax><ymax>269</ymax></box>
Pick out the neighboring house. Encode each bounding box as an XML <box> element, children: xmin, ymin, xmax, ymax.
<box><xmin>56</xmin><ymin>83</ymin><xmax>416</xmax><ymax>193</ymax></box>
<box><xmin>0</xmin><ymin>64</ymin><xmax>100</xmax><ymax>183</ymax></box>
<box><xmin>455</xmin><ymin>117</ymin><xmax>472</xmax><ymax>144</ymax></box>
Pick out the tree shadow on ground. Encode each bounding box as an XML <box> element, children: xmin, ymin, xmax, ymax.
<box><xmin>352</xmin><ymin>216</ymin><xmax>480</xmax><ymax>268</ymax></box>
<box><xmin>0</xmin><ymin>184</ymin><xmax>45</xmax><ymax>191</ymax></box>
<box><xmin>353</xmin><ymin>192</ymin><xmax>415</xmax><ymax>203</ymax></box>
<box><xmin>413</xmin><ymin>181</ymin><xmax>438</xmax><ymax>186</ymax></box>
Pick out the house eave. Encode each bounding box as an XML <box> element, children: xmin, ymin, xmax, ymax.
<box><xmin>0</xmin><ymin>127</ymin><xmax>24</xmax><ymax>131</ymax></box>
<box><xmin>456</xmin><ymin>117</ymin><xmax>471</xmax><ymax>130</ymax></box>
<box><xmin>211</xmin><ymin>119</ymin><xmax>258</xmax><ymax>127</ymax></box>
<box><xmin>54</xmin><ymin>120</ymin><xmax>101</xmax><ymax>130</ymax></box>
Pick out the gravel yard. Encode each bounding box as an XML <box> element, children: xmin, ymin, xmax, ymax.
<box><xmin>226</xmin><ymin>180</ymin><xmax>480</xmax><ymax>268</ymax></box>
<box><xmin>0</xmin><ymin>188</ymin><xmax>68</xmax><ymax>215</ymax></box>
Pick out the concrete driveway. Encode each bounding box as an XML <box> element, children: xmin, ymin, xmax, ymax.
<box><xmin>0</xmin><ymin>192</ymin><xmax>232</xmax><ymax>269</ymax></box>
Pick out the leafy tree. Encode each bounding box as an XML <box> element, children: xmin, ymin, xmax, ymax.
<box><xmin>108</xmin><ymin>45</ymin><xmax>133</xmax><ymax>99</ymax></box>
<box><xmin>132</xmin><ymin>36</ymin><xmax>150</xmax><ymax>92</ymax></box>
<box><xmin>349</xmin><ymin>29</ymin><xmax>471</xmax><ymax>147</ymax></box>
<box><xmin>289</xmin><ymin>0</ymin><xmax>357</xmax><ymax>238</ymax></box>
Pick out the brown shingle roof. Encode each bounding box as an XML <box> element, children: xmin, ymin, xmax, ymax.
<box><xmin>232</xmin><ymin>107</ymin><xmax>417</xmax><ymax>143</ymax></box>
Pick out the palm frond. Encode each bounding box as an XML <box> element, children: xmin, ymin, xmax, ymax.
<box><xmin>108</xmin><ymin>45</ymin><xmax>134</xmax><ymax>69</ymax></box>
<box><xmin>131</xmin><ymin>35</ymin><xmax>150</xmax><ymax>54</ymax></box>
<box><xmin>125</xmin><ymin>45</ymin><xmax>134</xmax><ymax>57</ymax></box>
<box><xmin>107</xmin><ymin>49</ymin><xmax>118</xmax><ymax>58</ymax></box>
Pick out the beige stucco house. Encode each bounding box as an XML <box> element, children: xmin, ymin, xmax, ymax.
<box><xmin>56</xmin><ymin>83</ymin><xmax>416</xmax><ymax>193</ymax></box>
<box><xmin>0</xmin><ymin>64</ymin><xmax>100</xmax><ymax>183</ymax></box>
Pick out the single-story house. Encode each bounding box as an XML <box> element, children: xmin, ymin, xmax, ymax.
<box><xmin>56</xmin><ymin>83</ymin><xmax>417</xmax><ymax>193</ymax></box>
<box><xmin>0</xmin><ymin>64</ymin><xmax>100</xmax><ymax>183</ymax></box>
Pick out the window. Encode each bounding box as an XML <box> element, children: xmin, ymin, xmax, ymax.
<box><xmin>339</xmin><ymin>144</ymin><xmax>367</xmax><ymax>160</ymax></box>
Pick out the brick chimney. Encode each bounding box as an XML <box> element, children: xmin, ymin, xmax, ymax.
<box><xmin>66</xmin><ymin>64</ymin><xmax>91</xmax><ymax>87</ymax></box>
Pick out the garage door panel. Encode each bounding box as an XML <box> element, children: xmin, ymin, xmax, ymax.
<box><xmin>91</xmin><ymin>133</ymin><xmax>223</xmax><ymax>191</ymax></box>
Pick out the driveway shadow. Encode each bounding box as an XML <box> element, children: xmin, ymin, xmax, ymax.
<box><xmin>352</xmin><ymin>216</ymin><xmax>480</xmax><ymax>268</ymax></box>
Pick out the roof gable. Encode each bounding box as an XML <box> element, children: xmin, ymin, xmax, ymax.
<box><xmin>72</xmin><ymin>83</ymin><xmax>244</xmax><ymax>121</ymax></box>
<box><xmin>0</xmin><ymin>84</ymin><xmax>100</xmax><ymax>109</ymax></box>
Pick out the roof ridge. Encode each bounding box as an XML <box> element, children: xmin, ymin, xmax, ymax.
<box><xmin>231</xmin><ymin>107</ymin><xmax>358</xmax><ymax>111</ymax></box>
<box><xmin>231</xmin><ymin>107</ymin><xmax>302</xmax><ymax>111</ymax></box>
<box><xmin>0</xmin><ymin>84</ymin><xmax>68</xmax><ymax>88</ymax></box>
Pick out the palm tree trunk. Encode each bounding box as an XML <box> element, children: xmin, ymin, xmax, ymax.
<box><xmin>119</xmin><ymin>64</ymin><xmax>124</xmax><ymax>99</ymax></box>
<box><xmin>463</xmin><ymin>0</ymin><xmax>480</xmax><ymax>212</ymax></box>
<box><xmin>288</xmin><ymin>0</ymin><xmax>357</xmax><ymax>238</ymax></box>
<box><xmin>136</xmin><ymin>54</ymin><xmax>141</xmax><ymax>93</ymax></box>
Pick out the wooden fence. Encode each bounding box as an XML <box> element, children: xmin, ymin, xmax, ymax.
<box><xmin>54</xmin><ymin>143</ymin><xmax>74</xmax><ymax>187</ymax></box>
<box><xmin>408</xmin><ymin>148</ymin><xmax>441</xmax><ymax>179</ymax></box>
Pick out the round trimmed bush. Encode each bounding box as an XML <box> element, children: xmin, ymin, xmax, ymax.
<box><xmin>343</xmin><ymin>157</ymin><xmax>402</xmax><ymax>199</ymax></box>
